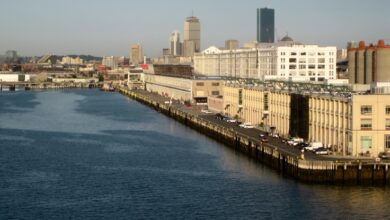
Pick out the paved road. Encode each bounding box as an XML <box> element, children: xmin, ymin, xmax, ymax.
<box><xmin>198</xmin><ymin>114</ymin><xmax>325</xmax><ymax>160</ymax></box>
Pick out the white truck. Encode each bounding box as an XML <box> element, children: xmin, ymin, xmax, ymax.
<box><xmin>304</xmin><ymin>142</ymin><xmax>323</xmax><ymax>151</ymax></box>
<box><xmin>287</xmin><ymin>137</ymin><xmax>304</xmax><ymax>146</ymax></box>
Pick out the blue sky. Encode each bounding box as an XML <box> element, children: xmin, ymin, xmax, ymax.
<box><xmin>1</xmin><ymin>0</ymin><xmax>389</xmax><ymax>57</ymax></box>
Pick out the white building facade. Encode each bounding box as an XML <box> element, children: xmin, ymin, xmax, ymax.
<box><xmin>170</xmin><ymin>31</ymin><xmax>182</xmax><ymax>56</ymax></box>
<box><xmin>194</xmin><ymin>47</ymin><xmax>259</xmax><ymax>79</ymax></box>
<box><xmin>269</xmin><ymin>45</ymin><xmax>336</xmax><ymax>82</ymax></box>
<box><xmin>194</xmin><ymin>41</ymin><xmax>337</xmax><ymax>82</ymax></box>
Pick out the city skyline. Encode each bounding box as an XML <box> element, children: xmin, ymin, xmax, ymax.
<box><xmin>1</xmin><ymin>0</ymin><xmax>389</xmax><ymax>57</ymax></box>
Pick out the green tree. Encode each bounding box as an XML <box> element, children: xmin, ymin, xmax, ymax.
<box><xmin>98</xmin><ymin>74</ymin><xmax>104</xmax><ymax>82</ymax></box>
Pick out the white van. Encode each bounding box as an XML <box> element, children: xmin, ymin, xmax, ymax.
<box><xmin>287</xmin><ymin>137</ymin><xmax>304</xmax><ymax>146</ymax></box>
<box><xmin>304</xmin><ymin>142</ymin><xmax>323</xmax><ymax>151</ymax></box>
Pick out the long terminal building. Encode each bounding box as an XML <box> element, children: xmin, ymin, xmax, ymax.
<box><xmin>222</xmin><ymin>82</ymin><xmax>390</xmax><ymax>157</ymax></box>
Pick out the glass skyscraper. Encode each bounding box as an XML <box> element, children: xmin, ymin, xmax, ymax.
<box><xmin>257</xmin><ymin>8</ymin><xmax>275</xmax><ymax>43</ymax></box>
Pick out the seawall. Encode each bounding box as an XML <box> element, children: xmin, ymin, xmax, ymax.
<box><xmin>119</xmin><ymin>87</ymin><xmax>390</xmax><ymax>185</ymax></box>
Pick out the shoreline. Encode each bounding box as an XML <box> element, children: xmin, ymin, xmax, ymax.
<box><xmin>117</xmin><ymin>86</ymin><xmax>390</xmax><ymax>186</ymax></box>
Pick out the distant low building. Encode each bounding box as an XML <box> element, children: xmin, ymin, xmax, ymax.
<box><xmin>225</xmin><ymin>40</ymin><xmax>239</xmax><ymax>50</ymax></box>
<box><xmin>0</xmin><ymin>72</ymin><xmax>31</xmax><ymax>82</ymax></box>
<box><xmin>151</xmin><ymin>64</ymin><xmax>193</xmax><ymax>79</ymax></box>
<box><xmin>142</xmin><ymin>73</ymin><xmax>224</xmax><ymax>105</ymax></box>
<box><xmin>61</xmin><ymin>56</ymin><xmax>84</xmax><ymax>65</ymax></box>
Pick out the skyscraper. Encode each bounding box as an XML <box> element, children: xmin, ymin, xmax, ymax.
<box><xmin>130</xmin><ymin>44</ymin><xmax>143</xmax><ymax>65</ymax></box>
<box><xmin>257</xmin><ymin>8</ymin><xmax>275</xmax><ymax>43</ymax></box>
<box><xmin>170</xmin><ymin>31</ymin><xmax>182</xmax><ymax>56</ymax></box>
<box><xmin>183</xmin><ymin>16</ymin><xmax>200</xmax><ymax>57</ymax></box>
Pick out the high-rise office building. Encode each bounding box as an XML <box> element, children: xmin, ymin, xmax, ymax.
<box><xmin>183</xmin><ymin>16</ymin><xmax>200</xmax><ymax>57</ymax></box>
<box><xmin>170</xmin><ymin>31</ymin><xmax>182</xmax><ymax>56</ymax></box>
<box><xmin>102</xmin><ymin>56</ymin><xmax>119</xmax><ymax>69</ymax></box>
<box><xmin>257</xmin><ymin>8</ymin><xmax>275</xmax><ymax>43</ymax></box>
<box><xmin>130</xmin><ymin>44</ymin><xmax>143</xmax><ymax>65</ymax></box>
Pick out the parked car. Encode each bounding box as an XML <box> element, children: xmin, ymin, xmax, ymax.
<box><xmin>201</xmin><ymin>109</ymin><xmax>212</xmax><ymax>114</ymax></box>
<box><xmin>216</xmin><ymin>113</ymin><xmax>224</xmax><ymax>120</ymax></box>
<box><xmin>235</xmin><ymin>121</ymin><xmax>242</xmax><ymax>126</ymax></box>
<box><xmin>225</xmin><ymin>118</ymin><xmax>237</xmax><ymax>123</ymax></box>
<box><xmin>304</xmin><ymin>142</ymin><xmax>323</xmax><ymax>152</ymax></box>
<box><xmin>315</xmin><ymin>147</ymin><xmax>331</xmax><ymax>155</ymax></box>
<box><xmin>260</xmin><ymin>137</ymin><xmax>269</xmax><ymax>142</ymax></box>
<box><xmin>239</xmin><ymin>122</ymin><xmax>255</xmax><ymax>128</ymax></box>
<box><xmin>259</xmin><ymin>133</ymin><xmax>266</xmax><ymax>138</ymax></box>
<box><xmin>379</xmin><ymin>152</ymin><xmax>390</xmax><ymax>160</ymax></box>
<box><xmin>297</xmin><ymin>142</ymin><xmax>309</xmax><ymax>150</ymax></box>
<box><xmin>287</xmin><ymin>137</ymin><xmax>304</xmax><ymax>146</ymax></box>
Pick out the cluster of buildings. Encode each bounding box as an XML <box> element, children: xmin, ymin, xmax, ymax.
<box><xmin>153</xmin><ymin>15</ymin><xmax>201</xmax><ymax>64</ymax></box>
<box><xmin>2</xmin><ymin>6</ymin><xmax>390</xmax><ymax>159</ymax></box>
<box><xmin>61</xmin><ymin>56</ymin><xmax>84</xmax><ymax>65</ymax></box>
<box><xmin>136</xmin><ymin>7</ymin><xmax>390</xmax><ymax>159</ymax></box>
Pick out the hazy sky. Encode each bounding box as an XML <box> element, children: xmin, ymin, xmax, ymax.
<box><xmin>1</xmin><ymin>0</ymin><xmax>389</xmax><ymax>57</ymax></box>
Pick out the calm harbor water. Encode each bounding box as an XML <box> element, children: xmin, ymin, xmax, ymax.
<box><xmin>1</xmin><ymin>89</ymin><xmax>390</xmax><ymax>219</ymax></box>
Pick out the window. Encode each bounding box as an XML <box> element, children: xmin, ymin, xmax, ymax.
<box><xmin>308</xmin><ymin>64</ymin><xmax>316</xmax><ymax>69</ymax></box>
<box><xmin>361</xmin><ymin>105</ymin><xmax>372</xmax><ymax>115</ymax></box>
<box><xmin>301</xmin><ymin>52</ymin><xmax>306</xmax><ymax>56</ymax></box>
<box><xmin>318</xmin><ymin>58</ymin><xmax>325</xmax><ymax>63</ymax></box>
<box><xmin>212</xmin><ymin>82</ymin><xmax>220</xmax><ymax>86</ymax></box>
<box><xmin>386</xmin><ymin>106</ymin><xmax>390</xmax><ymax>115</ymax></box>
<box><xmin>386</xmin><ymin>135</ymin><xmax>390</xmax><ymax>149</ymax></box>
<box><xmin>386</xmin><ymin>119</ymin><xmax>390</xmax><ymax>130</ymax></box>
<box><xmin>289</xmin><ymin>65</ymin><xmax>296</xmax><ymax>69</ymax></box>
<box><xmin>361</xmin><ymin>136</ymin><xmax>372</xmax><ymax>151</ymax></box>
<box><xmin>361</xmin><ymin>119</ymin><xmax>372</xmax><ymax>130</ymax></box>
<box><xmin>291</xmin><ymin>52</ymin><xmax>297</xmax><ymax>56</ymax></box>
<box><xmin>299</xmin><ymin>64</ymin><xmax>306</xmax><ymax>69</ymax></box>
<box><xmin>281</xmin><ymin>64</ymin><xmax>286</xmax><ymax>69</ymax></box>
<box><xmin>196</xmin><ymin>82</ymin><xmax>204</xmax><ymax>86</ymax></box>
<box><xmin>211</xmin><ymin>91</ymin><xmax>220</xmax><ymax>96</ymax></box>
<box><xmin>318</xmin><ymin>64</ymin><xmax>325</xmax><ymax>69</ymax></box>
<box><xmin>264</xmin><ymin>93</ymin><xmax>269</xmax><ymax>111</ymax></box>
<box><xmin>238</xmin><ymin>89</ymin><xmax>243</xmax><ymax>105</ymax></box>
<box><xmin>289</xmin><ymin>58</ymin><xmax>297</xmax><ymax>63</ymax></box>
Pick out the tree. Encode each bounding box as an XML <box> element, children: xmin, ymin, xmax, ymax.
<box><xmin>98</xmin><ymin>74</ymin><xmax>104</xmax><ymax>82</ymax></box>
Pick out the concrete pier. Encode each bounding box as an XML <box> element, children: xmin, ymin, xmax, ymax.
<box><xmin>118</xmin><ymin>87</ymin><xmax>390</xmax><ymax>185</ymax></box>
